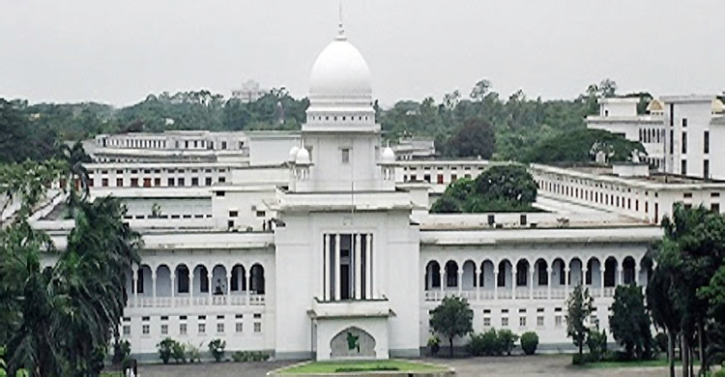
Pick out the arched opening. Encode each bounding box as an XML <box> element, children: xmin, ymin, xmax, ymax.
<box><xmin>250</xmin><ymin>264</ymin><xmax>265</xmax><ymax>294</ymax></box>
<box><xmin>444</xmin><ymin>261</ymin><xmax>459</xmax><ymax>288</ymax></box>
<box><xmin>231</xmin><ymin>264</ymin><xmax>246</xmax><ymax>293</ymax></box>
<box><xmin>330</xmin><ymin>327</ymin><xmax>376</xmax><ymax>358</ymax></box>
<box><xmin>586</xmin><ymin>258</ymin><xmax>601</xmax><ymax>287</ymax></box>
<box><xmin>462</xmin><ymin>260</ymin><xmax>476</xmax><ymax>290</ymax></box>
<box><xmin>425</xmin><ymin>261</ymin><xmax>441</xmax><ymax>290</ymax></box>
<box><xmin>623</xmin><ymin>256</ymin><xmax>636</xmax><ymax>285</ymax></box>
<box><xmin>480</xmin><ymin>260</ymin><xmax>494</xmax><ymax>288</ymax></box>
<box><xmin>640</xmin><ymin>255</ymin><xmax>654</xmax><ymax>287</ymax></box>
<box><xmin>193</xmin><ymin>265</ymin><xmax>209</xmax><ymax>294</ymax></box>
<box><xmin>552</xmin><ymin>258</ymin><xmax>565</xmax><ymax>286</ymax></box>
<box><xmin>212</xmin><ymin>264</ymin><xmax>227</xmax><ymax>295</ymax></box>
<box><xmin>175</xmin><ymin>264</ymin><xmax>190</xmax><ymax>294</ymax></box>
<box><xmin>156</xmin><ymin>265</ymin><xmax>172</xmax><ymax>297</ymax></box>
<box><xmin>515</xmin><ymin>259</ymin><xmax>529</xmax><ymax>287</ymax></box>
<box><xmin>497</xmin><ymin>260</ymin><xmax>512</xmax><ymax>288</ymax></box>
<box><xmin>604</xmin><ymin>257</ymin><xmax>618</xmax><ymax>287</ymax></box>
<box><xmin>569</xmin><ymin>258</ymin><xmax>583</xmax><ymax>286</ymax></box>
<box><xmin>535</xmin><ymin>259</ymin><xmax>548</xmax><ymax>286</ymax></box>
<box><xmin>137</xmin><ymin>265</ymin><xmax>152</xmax><ymax>295</ymax></box>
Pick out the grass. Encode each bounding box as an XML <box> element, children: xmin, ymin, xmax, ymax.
<box><xmin>278</xmin><ymin>359</ymin><xmax>448</xmax><ymax>374</ymax></box>
<box><xmin>583</xmin><ymin>357</ymin><xmax>699</xmax><ymax>369</ymax></box>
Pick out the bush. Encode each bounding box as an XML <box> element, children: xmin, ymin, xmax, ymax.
<box><xmin>497</xmin><ymin>329</ymin><xmax>519</xmax><ymax>356</ymax></box>
<box><xmin>714</xmin><ymin>368</ymin><xmax>725</xmax><ymax>377</ymax></box>
<box><xmin>467</xmin><ymin>329</ymin><xmax>501</xmax><ymax>356</ymax></box>
<box><xmin>232</xmin><ymin>351</ymin><xmax>269</xmax><ymax>362</ymax></box>
<box><xmin>157</xmin><ymin>338</ymin><xmax>175</xmax><ymax>364</ymax></box>
<box><xmin>520</xmin><ymin>332</ymin><xmax>539</xmax><ymax>355</ymax></box>
<box><xmin>112</xmin><ymin>340</ymin><xmax>131</xmax><ymax>365</ymax></box>
<box><xmin>186</xmin><ymin>342</ymin><xmax>202</xmax><ymax>363</ymax></box>
<box><xmin>171</xmin><ymin>341</ymin><xmax>186</xmax><ymax>364</ymax></box>
<box><xmin>654</xmin><ymin>333</ymin><xmax>668</xmax><ymax>354</ymax></box>
<box><xmin>587</xmin><ymin>329</ymin><xmax>608</xmax><ymax>362</ymax></box>
<box><xmin>208</xmin><ymin>339</ymin><xmax>226</xmax><ymax>362</ymax></box>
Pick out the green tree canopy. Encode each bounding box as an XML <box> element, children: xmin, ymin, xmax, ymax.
<box><xmin>522</xmin><ymin>128</ymin><xmax>646</xmax><ymax>165</ymax></box>
<box><xmin>610</xmin><ymin>285</ymin><xmax>653</xmax><ymax>360</ymax></box>
<box><xmin>566</xmin><ymin>284</ymin><xmax>594</xmax><ymax>357</ymax></box>
<box><xmin>429</xmin><ymin>296</ymin><xmax>473</xmax><ymax>357</ymax></box>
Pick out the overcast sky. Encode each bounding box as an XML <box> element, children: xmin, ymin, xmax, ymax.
<box><xmin>1</xmin><ymin>0</ymin><xmax>724</xmax><ymax>108</ymax></box>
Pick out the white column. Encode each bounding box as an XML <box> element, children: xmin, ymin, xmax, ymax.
<box><xmin>564</xmin><ymin>267</ymin><xmax>570</xmax><ymax>297</ymax></box>
<box><xmin>457</xmin><ymin>269</ymin><xmax>463</xmax><ymax>294</ymax></box>
<box><xmin>529</xmin><ymin>267</ymin><xmax>534</xmax><ymax>299</ymax></box>
<box><xmin>189</xmin><ymin>272</ymin><xmax>195</xmax><ymax>304</ymax></box>
<box><xmin>355</xmin><ymin>234</ymin><xmax>362</xmax><ymax>300</ymax></box>
<box><xmin>511</xmin><ymin>265</ymin><xmax>516</xmax><ymax>299</ymax></box>
<box><xmin>493</xmin><ymin>269</ymin><xmax>498</xmax><ymax>299</ymax></box>
<box><xmin>171</xmin><ymin>271</ymin><xmax>176</xmax><ymax>307</ymax></box>
<box><xmin>152</xmin><ymin>269</ymin><xmax>157</xmax><ymax>306</ymax></box>
<box><xmin>600</xmin><ymin>268</ymin><xmax>605</xmax><ymax>298</ymax></box>
<box><xmin>225</xmin><ymin>270</ymin><xmax>231</xmax><ymax>303</ymax></box>
<box><xmin>132</xmin><ymin>265</ymin><xmax>138</xmax><ymax>307</ymax></box>
<box><xmin>474</xmin><ymin>270</ymin><xmax>480</xmax><ymax>300</ymax></box>
<box><xmin>247</xmin><ymin>273</ymin><xmax>253</xmax><ymax>306</ymax></box>
<box><xmin>582</xmin><ymin>268</ymin><xmax>588</xmax><ymax>289</ymax></box>
<box><xmin>547</xmin><ymin>267</ymin><xmax>552</xmax><ymax>299</ymax></box>
<box><xmin>634</xmin><ymin>263</ymin><xmax>640</xmax><ymax>286</ymax></box>
<box><xmin>208</xmin><ymin>268</ymin><xmax>212</xmax><ymax>303</ymax></box>
<box><xmin>335</xmin><ymin>235</ymin><xmax>341</xmax><ymax>301</ymax></box>
<box><xmin>324</xmin><ymin>234</ymin><xmax>330</xmax><ymax>300</ymax></box>
<box><xmin>366</xmin><ymin>234</ymin><xmax>372</xmax><ymax>299</ymax></box>
<box><xmin>617</xmin><ymin>267</ymin><xmax>623</xmax><ymax>287</ymax></box>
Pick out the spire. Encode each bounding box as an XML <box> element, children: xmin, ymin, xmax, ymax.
<box><xmin>336</xmin><ymin>0</ymin><xmax>347</xmax><ymax>41</ymax></box>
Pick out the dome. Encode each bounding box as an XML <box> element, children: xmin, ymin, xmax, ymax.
<box><xmin>381</xmin><ymin>146</ymin><xmax>396</xmax><ymax>163</ymax></box>
<box><xmin>288</xmin><ymin>146</ymin><xmax>299</xmax><ymax>162</ymax></box>
<box><xmin>647</xmin><ymin>99</ymin><xmax>664</xmax><ymax>113</ymax></box>
<box><xmin>309</xmin><ymin>33</ymin><xmax>372</xmax><ymax>102</ymax></box>
<box><xmin>295</xmin><ymin>147</ymin><xmax>311</xmax><ymax>165</ymax></box>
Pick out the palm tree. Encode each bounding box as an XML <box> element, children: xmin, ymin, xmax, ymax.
<box><xmin>56</xmin><ymin>141</ymin><xmax>92</xmax><ymax>213</ymax></box>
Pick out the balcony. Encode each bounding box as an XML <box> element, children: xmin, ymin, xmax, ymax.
<box><xmin>310</xmin><ymin>298</ymin><xmax>391</xmax><ymax>319</ymax></box>
<box><xmin>127</xmin><ymin>293</ymin><xmax>265</xmax><ymax>309</ymax></box>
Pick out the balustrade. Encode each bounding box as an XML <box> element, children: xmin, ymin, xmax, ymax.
<box><xmin>126</xmin><ymin>293</ymin><xmax>265</xmax><ymax>309</ymax></box>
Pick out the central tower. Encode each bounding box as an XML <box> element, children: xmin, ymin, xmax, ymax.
<box><xmin>290</xmin><ymin>26</ymin><xmax>395</xmax><ymax>192</ymax></box>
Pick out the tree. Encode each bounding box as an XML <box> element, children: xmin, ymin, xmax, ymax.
<box><xmin>523</xmin><ymin>128</ymin><xmax>645</xmax><ymax>165</ymax></box>
<box><xmin>566</xmin><ymin>284</ymin><xmax>594</xmax><ymax>358</ymax></box>
<box><xmin>610</xmin><ymin>285</ymin><xmax>653</xmax><ymax>360</ymax></box>
<box><xmin>443</xmin><ymin>118</ymin><xmax>495</xmax><ymax>159</ymax></box>
<box><xmin>429</xmin><ymin>296</ymin><xmax>473</xmax><ymax>357</ymax></box>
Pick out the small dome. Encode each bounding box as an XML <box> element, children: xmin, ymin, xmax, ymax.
<box><xmin>295</xmin><ymin>147</ymin><xmax>311</xmax><ymax>165</ymax></box>
<box><xmin>289</xmin><ymin>146</ymin><xmax>299</xmax><ymax>162</ymax></box>
<box><xmin>713</xmin><ymin>99</ymin><xmax>724</xmax><ymax>114</ymax></box>
<box><xmin>381</xmin><ymin>146</ymin><xmax>396</xmax><ymax>163</ymax></box>
<box><xmin>309</xmin><ymin>34</ymin><xmax>372</xmax><ymax>102</ymax></box>
<box><xmin>647</xmin><ymin>99</ymin><xmax>664</xmax><ymax>113</ymax></box>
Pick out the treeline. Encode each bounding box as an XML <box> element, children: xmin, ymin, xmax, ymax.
<box><xmin>1</xmin><ymin>78</ymin><xmax>649</xmax><ymax>164</ymax></box>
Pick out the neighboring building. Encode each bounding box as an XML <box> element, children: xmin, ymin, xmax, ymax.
<box><xmin>232</xmin><ymin>80</ymin><xmax>267</xmax><ymax>103</ymax></box>
<box><xmin>586</xmin><ymin>96</ymin><xmax>725</xmax><ymax>177</ymax></box>
<box><xmin>32</xmin><ymin>26</ymin><xmax>719</xmax><ymax>362</ymax></box>
<box><xmin>390</xmin><ymin>137</ymin><xmax>436</xmax><ymax>160</ymax></box>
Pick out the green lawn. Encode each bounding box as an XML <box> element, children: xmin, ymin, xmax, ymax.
<box><xmin>584</xmin><ymin>357</ymin><xmax>699</xmax><ymax>369</ymax></box>
<box><xmin>278</xmin><ymin>359</ymin><xmax>448</xmax><ymax>374</ymax></box>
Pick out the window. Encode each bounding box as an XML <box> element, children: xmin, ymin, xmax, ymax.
<box><xmin>178</xmin><ymin>178</ymin><xmax>185</xmax><ymax>186</ymax></box>
<box><xmin>102</xmin><ymin>178</ymin><xmax>109</xmax><ymax>187</ymax></box>
<box><xmin>205</xmin><ymin>177</ymin><xmax>212</xmax><ymax>186</ymax></box>
<box><xmin>256</xmin><ymin>210</ymin><xmax>265</xmax><ymax>218</ymax></box>
<box><xmin>537</xmin><ymin>316</ymin><xmax>544</xmax><ymax>327</ymax></box>
<box><xmin>682</xmin><ymin>118</ymin><xmax>688</xmax><ymax>128</ymax></box>
<box><xmin>198</xmin><ymin>323</ymin><xmax>206</xmax><ymax>334</ymax></box>
<box><xmin>161</xmin><ymin>324</ymin><xmax>168</xmax><ymax>335</ymax></box>
<box><xmin>519</xmin><ymin>317</ymin><xmax>527</xmax><ymax>327</ymax></box>
<box><xmin>142</xmin><ymin>325</ymin><xmax>150</xmax><ymax>335</ymax></box>
<box><xmin>236</xmin><ymin>322</ymin><xmax>243</xmax><ymax>333</ymax></box>
<box><xmin>341</xmin><ymin>148</ymin><xmax>350</xmax><ymax>164</ymax></box>
<box><xmin>682</xmin><ymin>132</ymin><xmax>687</xmax><ymax>154</ymax></box>
<box><xmin>705</xmin><ymin>131</ymin><xmax>710</xmax><ymax>154</ymax></box>
<box><xmin>154</xmin><ymin>178</ymin><xmax>161</xmax><ymax>186</ymax></box>
<box><xmin>167</xmin><ymin>178</ymin><xmax>175</xmax><ymax>187</ymax></box>
<box><xmin>229</xmin><ymin>211</ymin><xmax>238</xmax><ymax>218</ymax></box>
<box><xmin>681</xmin><ymin>160</ymin><xmax>687</xmax><ymax>176</ymax></box>
<box><xmin>180</xmin><ymin>323</ymin><xmax>187</xmax><ymax>335</ymax></box>
<box><xmin>254</xmin><ymin>323</ymin><xmax>262</xmax><ymax>333</ymax></box>
<box><xmin>123</xmin><ymin>325</ymin><xmax>131</xmax><ymax>335</ymax></box>
<box><xmin>216</xmin><ymin>191</ymin><xmax>225</xmax><ymax>197</ymax></box>
<box><xmin>501</xmin><ymin>317</ymin><xmax>509</xmax><ymax>327</ymax></box>
<box><xmin>555</xmin><ymin>316</ymin><xmax>563</xmax><ymax>327</ymax></box>
<box><xmin>219</xmin><ymin>176</ymin><xmax>226</xmax><ymax>184</ymax></box>
<box><xmin>191</xmin><ymin>177</ymin><xmax>199</xmax><ymax>186</ymax></box>
<box><xmin>136</xmin><ymin>270</ymin><xmax>144</xmax><ymax>294</ymax></box>
<box><xmin>704</xmin><ymin>160</ymin><xmax>710</xmax><ymax>179</ymax></box>
<box><xmin>217</xmin><ymin>323</ymin><xmax>224</xmax><ymax>333</ymax></box>
<box><xmin>116</xmin><ymin>178</ymin><xmax>123</xmax><ymax>187</ymax></box>
<box><xmin>483</xmin><ymin>317</ymin><xmax>491</xmax><ymax>327</ymax></box>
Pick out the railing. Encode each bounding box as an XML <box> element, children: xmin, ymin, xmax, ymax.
<box><xmin>533</xmin><ymin>288</ymin><xmax>548</xmax><ymax>300</ymax></box>
<box><xmin>550</xmin><ymin>288</ymin><xmax>566</xmax><ymax>300</ymax></box>
<box><xmin>497</xmin><ymin>290</ymin><xmax>513</xmax><ymax>300</ymax></box>
<box><xmin>515</xmin><ymin>288</ymin><xmax>529</xmax><ymax>299</ymax></box>
<box><xmin>127</xmin><ymin>293</ymin><xmax>265</xmax><ymax>308</ymax></box>
<box><xmin>603</xmin><ymin>287</ymin><xmax>615</xmax><ymax>297</ymax></box>
<box><xmin>423</xmin><ymin>286</ymin><xmax>621</xmax><ymax>303</ymax></box>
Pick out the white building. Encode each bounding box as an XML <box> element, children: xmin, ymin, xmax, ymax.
<box><xmin>32</xmin><ymin>26</ymin><xmax>725</xmax><ymax>362</ymax></box>
<box><xmin>586</xmin><ymin>96</ymin><xmax>724</xmax><ymax>177</ymax></box>
<box><xmin>232</xmin><ymin>80</ymin><xmax>267</xmax><ymax>103</ymax></box>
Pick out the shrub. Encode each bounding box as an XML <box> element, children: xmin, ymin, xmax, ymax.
<box><xmin>587</xmin><ymin>329</ymin><xmax>608</xmax><ymax>362</ymax></box>
<box><xmin>157</xmin><ymin>338</ymin><xmax>175</xmax><ymax>364</ymax></box>
<box><xmin>171</xmin><ymin>341</ymin><xmax>186</xmax><ymax>364</ymax></box>
<box><xmin>112</xmin><ymin>340</ymin><xmax>131</xmax><ymax>365</ymax></box>
<box><xmin>467</xmin><ymin>329</ymin><xmax>501</xmax><ymax>356</ymax></box>
<box><xmin>572</xmin><ymin>353</ymin><xmax>585</xmax><ymax>365</ymax></box>
<box><xmin>520</xmin><ymin>332</ymin><xmax>539</xmax><ymax>355</ymax></box>
<box><xmin>497</xmin><ymin>329</ymin><xmax>519</xmax><ymax>356</ymax></box>
<box><xmin>654</xmin><ymin>333</ymin><xmax>668</xmax><ymax>354</ymax></box>
<box><xmin>186</xmin><ymin>342</ymin><xmax>202</xmax><ymax>363</ymax></box>
<box><xmin>714</xmin><ymin>368</ymin><xmax>725</xmax><ymax>377</ymax></box>
<box><xmin>208</xmin><ymin>339</ymin><xmax>226</xmax><ymax>362</ymax></box>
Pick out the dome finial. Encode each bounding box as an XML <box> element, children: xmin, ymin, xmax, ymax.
<box><xmin>336</xmin><ymin>0</ymin><xmax>347</xmax><ymax>41</ymax></box>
